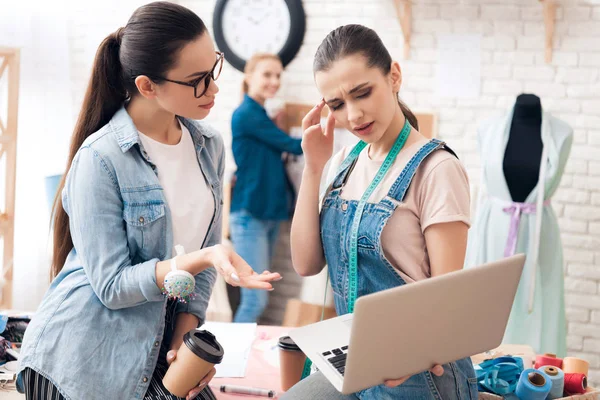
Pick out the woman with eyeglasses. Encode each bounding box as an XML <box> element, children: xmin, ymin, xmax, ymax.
<box><xmin>16</xmin><ymin>3</ymin><xmax>280</xmax><ymax>400</ymax></box>
<box><xmin>229</xmin><ymin>54</ymin><xmax>303</xmax><ymax>323</ymax></box>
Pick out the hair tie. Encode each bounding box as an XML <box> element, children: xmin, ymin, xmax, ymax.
<box><xmin>115</xmin><ymin>27</ymin><xmax>125</xmax><ymax>45</ymax></box>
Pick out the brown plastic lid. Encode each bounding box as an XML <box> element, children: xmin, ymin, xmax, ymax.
<box><xmin>278</xmin><ymin>336</ymin><xmax>301</xmax><ymax>352</ymax></box>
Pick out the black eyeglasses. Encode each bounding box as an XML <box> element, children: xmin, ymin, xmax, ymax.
<box><xmin>157</xmin><ymin>51</ymin><xmax>224</xmax><ymax>98</ymax></box>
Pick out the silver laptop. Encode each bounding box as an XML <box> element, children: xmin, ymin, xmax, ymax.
<box><xmin>289</xmin><ymin>254</ymin><xmax>525</xmax><ymax>395</ymax></box>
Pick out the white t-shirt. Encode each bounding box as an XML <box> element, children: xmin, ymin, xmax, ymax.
<box><xmin>138</xmin><ymin>121</ymin><xmax>214</xmax><ymax>254</ymax></box>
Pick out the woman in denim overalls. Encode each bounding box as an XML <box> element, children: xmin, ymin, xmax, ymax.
<box><xmin>285</xmin><ymin>25</ymin><xmax>478</xmax><ymax>399</ymax></box>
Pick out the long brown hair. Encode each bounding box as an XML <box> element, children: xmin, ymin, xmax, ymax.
<box><xmin>313</xmin><ymin>24</ymin><xmax>419</xmax><ymax>130</ymax></box>
<box><xmin>242</xmin><ymin>53</ymin><xmax>282</xmax><ymax>94</ymax></box>
<box><xmin>51</xmin><ymin>2</ymin><xmax>207</xmax><ymax>277</ymax></box>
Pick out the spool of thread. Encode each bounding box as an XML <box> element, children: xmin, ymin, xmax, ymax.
<box><xmin>515</xmin><ymin>369</ymin><xmax>552</xmax><ymax>400</ymax></box>
<box><xmin>564</xmin><ymin>373</ymin><xmax>587</xmax><ymax>395</ymax></box>
<box><xmin>540</xmin><ymin>366</ymin><xmax>564</xmax><ymax>399</ymax></box>
<box><xmin>534</xmin><ymin>353</ymin><xmax>563</xmax><ymax>369</ymax></box>
<box><xmin>562</xmin><ymin>357</ymin><xmax>589</xmax><ymax>376</ymax></box>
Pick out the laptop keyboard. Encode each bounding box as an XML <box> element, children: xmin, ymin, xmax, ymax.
<box><xmin>322</xmin><ymin>345</ymin><xmax>349</xmax><ymax>376</ymax></box>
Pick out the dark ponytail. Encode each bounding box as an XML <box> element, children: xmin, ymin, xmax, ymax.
<box><xmin>51</xmin><ymin>2</ymin><xmax>207</xmax><ymax>277</ymax></box>
<box><xmin>313</xmin><ymin>24</ymin><xmax>419</xmax><ymax>130</ymax></box>
<box><xmin>50</xmin><ymin>31</ymin><xmax>125</xmax><ymax>278</ymax></box>
<box><xmin>398</xmin><ymin>98</ymin><xmax>418</xmax><ymax>130</ymax></box>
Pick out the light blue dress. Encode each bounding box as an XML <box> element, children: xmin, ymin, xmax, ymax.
<box><xmin>465</xmin><ymin>105</ymin><xmax>573</xmax><ymax>357</ymax></box>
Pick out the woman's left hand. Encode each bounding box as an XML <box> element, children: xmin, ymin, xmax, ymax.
<box><xmin>166</xmin><ymin>350</ymin><xmax>217</xmax><ymax>399</ymax></box>
<box><xmin>207</xmin><ymin>244</ymin><xmax>282</xmax><ymax>289</ymax></box>
<box><xmin>384</xmin><ymin>364</ymin><xmax>444</xmax><ymax>388</ymax></box>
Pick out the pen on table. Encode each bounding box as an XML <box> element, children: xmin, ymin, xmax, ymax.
<box><xmin>217</xmin><ymin>384</ymin><xmax>277</xmax><ymax>398</ymax></box>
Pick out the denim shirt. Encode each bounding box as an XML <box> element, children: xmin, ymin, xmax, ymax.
<box><xmin>17</xmin><ymin>107</ymin><xmax>224</xmax><ymax>400</ymax></box>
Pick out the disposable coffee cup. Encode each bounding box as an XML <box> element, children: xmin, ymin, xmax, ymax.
<box><xmin>163</xmin><ymin>329</ymin><xmax>224</xmax><ymax>397</ymax></box>
<box><xmin>278</xmin><ymin>336</ymin><xmax>307</xmax><ymax>391</ymax></box>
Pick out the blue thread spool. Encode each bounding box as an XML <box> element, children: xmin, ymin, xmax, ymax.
<box><xmin>540</xmin><ymin>366</ymin><xmax>564</xmax><ymax>399</ymax></box>
<box><xmin>516</xmin><ymin>369</ymin><xmax>552</xmax><ymax>400</ymax></box>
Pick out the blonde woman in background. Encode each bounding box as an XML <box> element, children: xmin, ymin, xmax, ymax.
<box><xmin>230</xmin><ymin>54</ymin><xmax>303</xmax><ymax>323</ymax></box>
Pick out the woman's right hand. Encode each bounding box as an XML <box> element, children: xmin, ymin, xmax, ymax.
<box><xmin>166</xmin><ymin>350</ymin><xmax>216</xmax><ymax>400</ymax></box>
<box><xmin>301</xmin><ymin>100</ymin><xmax>336</xmax><ymax>173</ymax></box>
<box><xmin>207</xmin><ymin>244</ymin><xmax>281</xmax><ymax>289</ymax></box>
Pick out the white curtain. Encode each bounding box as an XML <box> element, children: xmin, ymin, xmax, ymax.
<box><xmin>0</xmin><ymin>0</ymin><xmax>73</xmax><ymax>311</ymax></box>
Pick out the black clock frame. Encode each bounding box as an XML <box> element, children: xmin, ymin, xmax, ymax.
<box><xmin>213</xmin><ymin>0</ymin><xmax>307</xmax><ymax>72</ymax></box>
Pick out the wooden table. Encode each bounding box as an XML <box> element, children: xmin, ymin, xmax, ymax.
<box><xmin>211</xmin><ymin>325</ymin><xmax>288</xmax><ymax>399</ymax></box>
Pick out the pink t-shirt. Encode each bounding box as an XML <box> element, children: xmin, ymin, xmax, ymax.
<box><xmin>323</xmin><ymin>138</ymin><xmax>471</xmax><ymax>284</ymax></box>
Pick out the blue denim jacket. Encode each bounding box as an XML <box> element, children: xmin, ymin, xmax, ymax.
<box><xmin>17</xmin><ymin>107</ymin><xmax>224</xmax><ymax>400</ymax></box>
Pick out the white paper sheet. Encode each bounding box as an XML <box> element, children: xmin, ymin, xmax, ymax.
<box><xmin>199</xmin><ymin>322</ymin><xmax>257</xmax><ymax>378</ymax></box>
<box><xmin>436</xmin><ymin>34</ymin><xmax>482</xmax><ymax>99</ymax></box>
<box><xmin>254</xmin><ymin>334</ymin><xmax>288</xmax><ymax>368</ymax></box>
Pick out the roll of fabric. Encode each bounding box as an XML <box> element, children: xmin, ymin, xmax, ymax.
<box><xmin>562</xmin><ymin>357</ymin><xmax>589</xmax><ymax>376</ymax></box>
<box><xmin>564</xmin><ymin>373</ymin><xmax>587</xmax><ymax>395</ymax></box>
<box><xmin>515</xmin><ymin>369</ymin><xmax>552</xmax><ymax>400</ymax></box>
<box><xmin>534</xmin><ymin>353</ymin><xmax>563</xmax><ymax>369</ymax></box>
<box><xmin>475</xmin><ymin>356</ymin><xmax>524</xmax><ymax>396</ymax></box>
<box><xmin>539</xmin><ymin>366</ymin><xmax>564</xmax><ymax>399</ymax></box>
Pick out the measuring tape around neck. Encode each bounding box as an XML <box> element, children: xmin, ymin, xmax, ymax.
<box><xmin>300</xmin><ymin>119</ymin><xmax>411</xmax><ymax>381</ymax></box>
<box><xmin>346</xmin><ymin>119</ymin><xmax>411</xmax><ymax>313</ymax></box>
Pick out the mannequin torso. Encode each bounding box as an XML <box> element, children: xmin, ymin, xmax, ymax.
<box><xmin>503</xmin><ymin>94</ymin><xmax>544</xmax><ymax>203</ymax></box>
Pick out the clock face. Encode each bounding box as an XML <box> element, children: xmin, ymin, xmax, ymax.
<box><xmin>222</xmin><ymin>0</ymin><xmax>291</xmax><ymax>61</ymax></box>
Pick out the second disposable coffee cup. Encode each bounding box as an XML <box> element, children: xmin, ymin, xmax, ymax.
<box><xmin>278</xmin><ymin>336</ymin><xmax>307</xmax><ymax>391</ymax></box>
<box><xmin>163</xmin><ymin>329</ymin><xmax>224</xmax><ymax>398</ymax></box>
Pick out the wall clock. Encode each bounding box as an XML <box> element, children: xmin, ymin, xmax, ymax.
<box><xmin>213</xmin><ymin>0</ymin><xmax>306</xmax><ymax>72</ymax></box>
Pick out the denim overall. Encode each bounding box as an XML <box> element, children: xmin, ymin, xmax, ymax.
<box><xmin>320</xmin><ymin>138</ymin><xmax>479</xmax><ymax>400</ymax></box>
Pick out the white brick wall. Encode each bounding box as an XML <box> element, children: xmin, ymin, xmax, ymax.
<box><xmin>67</xmin><ymin>0</ymin><xmax>600</xmax><ymax>386</ymax></box>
